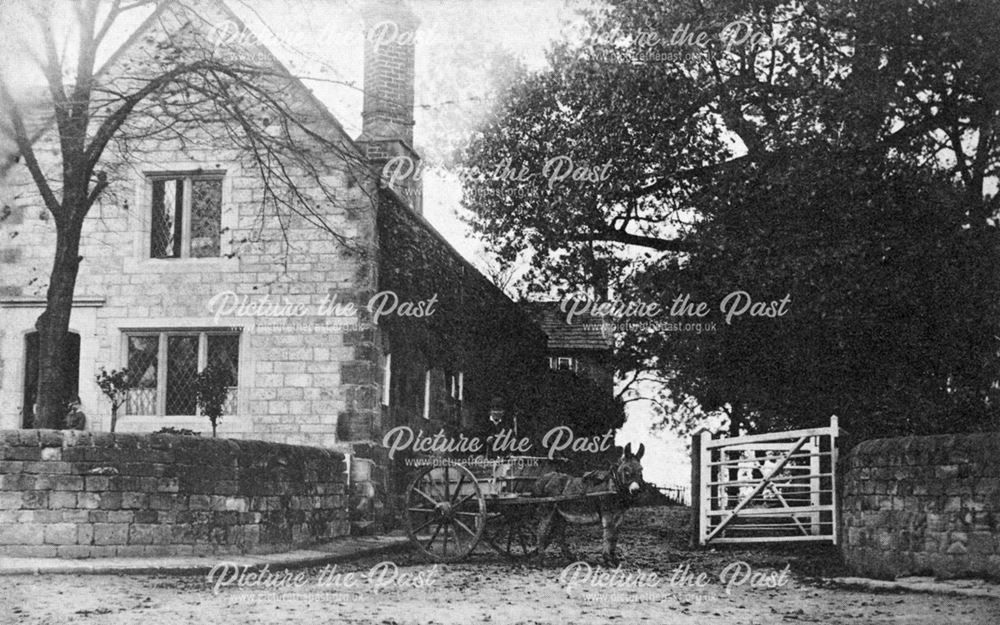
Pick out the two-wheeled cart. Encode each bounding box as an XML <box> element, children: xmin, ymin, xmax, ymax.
<box><xmin>403</xmin><ymin>457</ymin><xmax>615</xmax><ymax>562</ymax></box>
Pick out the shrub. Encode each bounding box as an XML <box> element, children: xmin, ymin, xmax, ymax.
<box><xmin>95</xmin><ymin>368</ymin><xmax>133</xmax><ymax>433</ymax></box>
<box><xmin>194</xmin><ymin>363</ymin><xmax>229</xmax><ymax>438</ymax></box>
<box><xmin>154</xmin><ymin>427</ymin><xmax>201</xmax><ymax>436</ymax></box>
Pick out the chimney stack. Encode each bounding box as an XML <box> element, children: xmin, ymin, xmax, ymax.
<box><xmin>358</xmin><ymin>0</ymin><xmax>421</xmax><ymax>214</ymax></box>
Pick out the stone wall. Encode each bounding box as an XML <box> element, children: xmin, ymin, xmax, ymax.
<box><xmin>840</xmin><ymin>432</ymin><xmax>1000</xmax><ymax>579</ymax></box>
<box><xmin>0</xmin><ymin>430</ymin><xmax>348</xmax><ymax>558</ymax></box>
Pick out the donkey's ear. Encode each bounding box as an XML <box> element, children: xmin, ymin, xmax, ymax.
<box><xmin>635</xmin><ymin>443</ymin><xmax>645</xmax><ymax>460</ymax></box>
<box><xmin>623</xmin><ymin>443</ymin><xmax>632</xmax><ymax>458</ymax></box>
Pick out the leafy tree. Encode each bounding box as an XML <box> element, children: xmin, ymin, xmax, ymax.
<box><xmin>95</xmin><ymin>367</ymin><xmax>132</xmax><ymax>433</ymax></box>
<box><xmin>0</xmin><ymin>0</ymin><xmax>369</xmax><ymax>428</ymax></box>
<box><xmin>462</xmin><ymin>0</ymin><xmax>1000</xmax><ymax>440</ymax></box>
<box><xmin>194</xmin><ymin>362</ymin><xmax>229</xmax><ymax>438</ymax></box>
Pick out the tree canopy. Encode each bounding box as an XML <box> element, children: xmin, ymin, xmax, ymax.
<box><xmin>461</xmin><ymin>0</ymin><xmax>1000</xmax><ymax>441</ymax></box>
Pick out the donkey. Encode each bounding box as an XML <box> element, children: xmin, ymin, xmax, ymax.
<box><xmin>532</xmin><ymin>443</ymin><xmax>646</xmax><ymax>565</ymax></box>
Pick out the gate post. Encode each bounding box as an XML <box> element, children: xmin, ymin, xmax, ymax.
<box><xmin>690</xmin><ymin>428</ymin><xmax>708</xmax><ymax>547</ymax></box>
<box><xmin>830</xmin><ymin>414</ymin><xmax>839</xmax><ymax>546</ymax></box>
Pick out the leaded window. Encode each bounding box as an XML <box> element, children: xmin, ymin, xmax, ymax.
<box><xmin>150</xmin><ymin>175</ymin><xmax>223</xmax><ymax>259</ymax></box>
<box><xmin>125</xmin><ymin>331</ymin><xmax>240</xmax><ymax>416</ymax></box>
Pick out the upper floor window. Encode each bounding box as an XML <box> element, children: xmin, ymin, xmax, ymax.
<box><xmin>550</xmin><ymin>356</ymin><xmax>577</xmax><ymax>372</ymax></box>
<box><xmin>449</xmin><ymin>371</ymin><xmax>464</xmax><ymax>401</ymax></box>
<box><xmin>381</xmin><ymin>353</ymin><xmax>392</xmax><ymax>407</ymax></box>
<box><xmin>149</xmin><ymin>174</ymin><xmax>224</xmax><ymax>259</ymax></box>
<box><xmin>423</xmin><ymin>369</ymin><xmax>431</xmax><ymax>420</ymax></box>
<box><xmin>421</xmin><ymin>368</ymin><xmax>463</xmax><ymax>422</ymax></box>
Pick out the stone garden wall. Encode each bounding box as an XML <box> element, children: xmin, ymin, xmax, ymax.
<box><xmin>840</xmin><ymin>432</ymin><xmax>1000</xmax><ymax>579</ymax></box>
<box><xmin>0</xmin><ymin>430</ymin><xmax>348</xmax><ymax>558</ymax></box>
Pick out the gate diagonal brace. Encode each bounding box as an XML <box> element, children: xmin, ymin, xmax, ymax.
<box><xmin>763</xmin><ymin>481</ymin><xmax>810</xmax><ymax>536</ymax></box>
<box><xmin>706</xmin><ymin>436</ymin><xmax>809</xmax><ymax>543</ymax></box>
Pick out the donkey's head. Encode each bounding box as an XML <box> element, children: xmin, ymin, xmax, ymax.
<box><xmin>615</xmin><ymin>443</ymin><xmax>646</xmax><ymax>497</ymax></box>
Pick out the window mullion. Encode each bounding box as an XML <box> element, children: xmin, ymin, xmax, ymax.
<box><xmin>197</xmin><ymin>332</ymin><xmax>207</xmax><ymax>417</ymax></box>
<box><xmin>121</xmin><ymin>334</ymin><xmax>129</xmax><ymax>416</ymax></box>
<box><xmin>156</xmin><ymin>333</ymin><xmax>167</xmax><ymax>416</ymax></box>
<box><xmin>198</xmin><ymin>332</ymin><xmax>208</xmax><ymax>372</ymax></box>
<box><xmin>182</xmin><ymin>177</ymin><xmax>193</xmax><ymax>257</ymax></box>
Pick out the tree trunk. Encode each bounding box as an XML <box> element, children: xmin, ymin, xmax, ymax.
<box><xmin>33</xmin><ymin>222</ymin><xmax>83</xmax><ymax>429</ymax></box>
<box><xmin>727</xmin><ymin>402</ymin><xmax>743</xmax><ymax>437</ymax></box>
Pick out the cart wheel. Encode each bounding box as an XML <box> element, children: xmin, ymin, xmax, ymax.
<box><xmin>405</xmin><ymin>464</ymin><xmax>486</xmax><ymax>562</ymax></box>
<box><xmin>485</xmin><ymin>505</ymin><xmax>538</xmax><ymax>560</ymax></box>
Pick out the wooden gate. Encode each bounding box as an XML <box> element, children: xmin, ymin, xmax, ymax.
<box><xmin>692</xmin><ymin>416</ymin><xmax>839</xmax><ymax>545</ymax></box>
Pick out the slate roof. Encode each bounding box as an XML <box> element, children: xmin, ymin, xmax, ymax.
<box><xmin>522</xmin><ymin>300</ymin><xmax>613</xmax><ymax>352</ymax></box>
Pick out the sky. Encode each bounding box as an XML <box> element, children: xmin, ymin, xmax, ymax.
<box><xmin>0</xmin><ymin>0</ymin><xmax>693</xmax><ymax>488</ymax></box>
<box><xmin>225</xmin><ymin>0</ymin><xmax>577</xmax><ymax>263</ymax></box>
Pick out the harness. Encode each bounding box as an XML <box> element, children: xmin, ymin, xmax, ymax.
<box><xmin>609</xmin><ymin>461</ymin><xmax>638</xmax><ymax>507</ymax></box>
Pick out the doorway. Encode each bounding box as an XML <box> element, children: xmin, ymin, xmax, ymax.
<box><xmin>22</xmin><ymin>331</ymin><xmax>80</xmax><ymax>428</ymax></box>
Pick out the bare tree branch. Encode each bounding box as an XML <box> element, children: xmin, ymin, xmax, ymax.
<box><xmin>567</xmin><ymin>228</ymin><xmax>693</xmax><ymax>252</ymax></box>
<box><xmin>0</xmin><ymin>80</ymin><xmax>63</xmax><ymax>221</ymax></box>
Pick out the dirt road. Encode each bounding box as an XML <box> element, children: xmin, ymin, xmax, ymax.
<box><xmin>4</xmin><ymin>508</ymin><xmax>998</xmax><ymax>625</ymax></box>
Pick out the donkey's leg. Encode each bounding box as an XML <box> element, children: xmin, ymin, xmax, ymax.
<box><xmin>535</xmin><ymin>507</ymin><xmax>556</xmax><ymax>560</ymax></box>
<box><xmin>554</xmin><ymin>514</ymin><xmax>575</xmax><ymax>561</ymax></box>
<box><xmin>601</xmin><ymin>510</ymin><xmax>625</xmax><ymax>566</ymax></box>
<box><xmin>607</xmin><ymin>514</ymin><xmax>621</xmax><ymax>563</ymax></box>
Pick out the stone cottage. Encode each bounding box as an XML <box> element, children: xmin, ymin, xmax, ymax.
<box><xmin>0</xmin><ymin>0</ymin><xmax>547</xmax><ymax>529</ymax></box>
<box><xmin>523</xmin><ymin>301</ymin><xmax>615</xmax><ymax>394</ymax></box>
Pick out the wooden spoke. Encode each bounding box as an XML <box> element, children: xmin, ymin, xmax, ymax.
<box><xmin>408</xmin><ymin>506</ymin><xmax>436</xmax><ymax>514</ymax></box>
<box><xmin>423</xmin><ymin>522</ymin><xmax>444</xmax><ymax>551</ymax></box>
<box><xmin>453</xmin><ymin>492</ymin><xmax>478</xmax><ymax>509</ymax></box>
<box><xmin>451</xmin><ymin>523</ymin><xmax>466</xmax><ymax>548</ymax></box>
<box><xmin>456</xmin><ymin>523</ymin><xmax>476</xmax><ymax>550</ymax></box>
<box><xmin>413</xmin><ymin>488</ymin><xmax>439</xmax><ymax>508</ymax></box>
<box><xmin>410</xmin><ymin>515</ymin><xmax>437</xmax><ymax>535</ymax></box>
<box><xmin>450</xmin><ymin>472</ymin><xmax>467</xmax><ymax>505</ymax></box>
<box><xmin>421</xmin><ymin>478</ymin><xmax>444</xmax><ymax>502</ymax></box>
<box><xmin>452</xmin><ymin>517</ymin><xmax>477</xmax><ymax>539</ymax></box>
<box><xmin>485</xmin><ymin>508</ymin><xmax>538</xmax><ymax>560</ymax></box>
